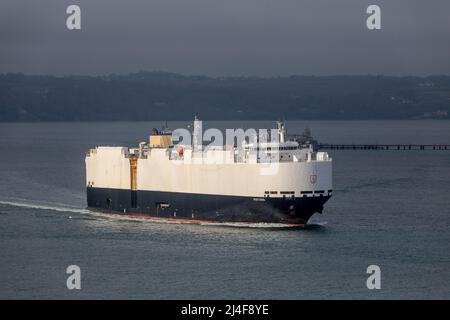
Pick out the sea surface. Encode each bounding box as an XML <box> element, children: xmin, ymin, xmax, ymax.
<box><xmin>0</xmin><ymin>120</ymin><xmax>449</xmax><ymax>299</ymax></box>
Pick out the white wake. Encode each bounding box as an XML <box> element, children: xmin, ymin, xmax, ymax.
<box><xmin>0</xmin><ymin>200</ymin><xmax>90</xmax><ymax>214</ymax></box>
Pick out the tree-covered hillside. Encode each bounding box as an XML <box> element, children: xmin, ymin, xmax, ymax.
<box><xmin>1</xmin><ymin>72</ymin><xmax>449</xmax><ymax>121</ymax></box>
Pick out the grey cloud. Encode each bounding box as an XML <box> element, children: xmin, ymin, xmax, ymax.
<box><xmin>0</xmin><ymin>0</ymin><xmax>449</xmax><ymax>76</ymax></box>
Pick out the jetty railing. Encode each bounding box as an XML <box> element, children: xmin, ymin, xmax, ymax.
<box><xmin>318</xmin><ymin>144</ymin><xmax>450</xmax><ymax>150</ymax></box>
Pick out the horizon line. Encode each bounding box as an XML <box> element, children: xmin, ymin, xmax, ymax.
<box><xmin>1</xmin><ymin>71</ymin><xmax>450</xmax><ymax>79</ymax></box>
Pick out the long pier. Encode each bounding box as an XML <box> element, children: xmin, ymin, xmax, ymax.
<box><xmin>318</xmin><ymin>144</ymin><xmax>450</xmax><ymax>150</ymax></box>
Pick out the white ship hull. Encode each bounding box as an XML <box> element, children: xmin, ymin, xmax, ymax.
<box><xmin>86</xmin><ymin>145</ymin><xmax>332</xmax><ymax>225</ymax></box>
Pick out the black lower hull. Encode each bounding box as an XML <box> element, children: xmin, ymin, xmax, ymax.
<box><xmin>87</xmin><ymin>187</ymin><xmax>331</xmax><ymax>224</ymax></box>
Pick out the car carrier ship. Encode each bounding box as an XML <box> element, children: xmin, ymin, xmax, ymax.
<box><xmin>85</xmin><ymin>119</ymin><xmax>332</xmax><ymax>226</ymax></box>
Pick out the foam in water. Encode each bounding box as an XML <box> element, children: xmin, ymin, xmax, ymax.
<box><xmin>0</xmin><ymin>200</ymin><xmax>90</xmax><ymax>215</ymax></box>
<box><xmin>90</xmin><ymin>211</ymin><xmax>306</xmax><ymax>228</ymax></box>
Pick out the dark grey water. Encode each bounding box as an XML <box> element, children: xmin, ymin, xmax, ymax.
<box><xmin>0</xmin><ymin>121</ymin><xmax>449</xmax><ymax>299</ymax></box>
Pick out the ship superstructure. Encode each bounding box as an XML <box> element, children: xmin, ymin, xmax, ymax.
<box><xmin>86</xmin><ymin>119</ymin><xmax>332</xmax><ymax>225</ymax></box>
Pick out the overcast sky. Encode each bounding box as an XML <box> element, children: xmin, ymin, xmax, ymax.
<box><xmin>1</xmin><ymin>0</ymin><xmax>449</xmax><ymax>76</ymax></box>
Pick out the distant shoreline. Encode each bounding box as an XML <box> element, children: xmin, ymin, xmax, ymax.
<box><xmin>1</xmin><ymin>72</ymin><xmax>449</xmax><ymax>122</ymax></box>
